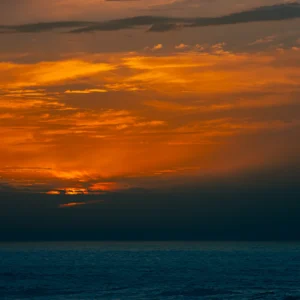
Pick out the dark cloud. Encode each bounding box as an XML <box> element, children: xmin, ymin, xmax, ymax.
<box><xmin>0</xmin><ymin>21</ymin><xmax>96</xmax><ymax>33</ymax></box>
<box><xmin>1</xmin><ymin>179</ymin><xmax>300</xmax><ymax>241</ymax></box>
<box><xmin>149</xmin><ymin>2</ymin><xmax>300</xmax><ymax>32</ymax></box>
<box><xmin>147</xmin><ymin>22</ymin><xmax>182</xmax><ymax>32</ymax></box>
<box><xmin>0</xmin><ymin>3</ymin><xmax>299</xmax><ymax>34</ymax></box>
<box><xmin>190</xmin><ymin>2</ymin><xmax>300</xmax><ymax>27</ymax></box>
<box><xmin>0</xmin><ymin>164</ymin><xmax>300</xmax><ymax>241</ymax></box>
<box><xmin>71</xmin><ymin>16</ymin><xmax>179</xmax><ymax>33</ymax></box>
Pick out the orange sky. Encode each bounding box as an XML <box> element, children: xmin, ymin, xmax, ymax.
<box><xmin>1</xmin><ymin>46</ymin><xmax>300</xmax><ymax>194</ymax></box>
<box><xmin>0</xmin><ymin>2</ymin><xmax>300</xmax><ymax>194</ymax></box>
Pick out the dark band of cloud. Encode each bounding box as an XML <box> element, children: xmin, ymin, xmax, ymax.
<box><xmin>0</xmin><ymin>21</ymin><xmax>95</xmax><ymax>33</ymax></box>
<box><xmin>0</xmin><ymin>2</ymin><xmax>299</xmax><ymax>34</ymax></box>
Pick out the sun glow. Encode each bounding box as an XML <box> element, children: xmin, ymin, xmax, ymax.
<box><xmin>1</xmin><ymin>47</ymin><xmax>300</xmax><ymax>193</ymax></box>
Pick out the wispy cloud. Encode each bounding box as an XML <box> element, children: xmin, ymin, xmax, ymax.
<box><xmin>0</xmin><ymin>60</ymin><xmax>115</xmax><ymax>88</ymax></box>
<box><xmin>65</xmin><ymin>88</ymin><xmax>108</xmax><ymax>94</ymax></box>
<box><xmin>59</xmin><ymin>200</ymin><xmax>104</xmax><ymax>208</ymax></box>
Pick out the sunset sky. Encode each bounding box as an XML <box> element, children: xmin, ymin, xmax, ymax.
<box><xmin>0</xmin><ymin>0</ymin><xmax>300</xmax><ymax>199</ymax></box>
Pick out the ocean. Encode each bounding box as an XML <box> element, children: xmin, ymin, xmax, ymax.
<box><xmin>0</xmin><ymin>242</ymin><xmax>300</xmax><ymax>299</ymax></box>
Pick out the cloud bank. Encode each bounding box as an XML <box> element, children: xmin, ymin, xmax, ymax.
<box><xmin>0</xmin><ymin>3</ymin><xmax>299</xmax><ymax>33</ymax></box>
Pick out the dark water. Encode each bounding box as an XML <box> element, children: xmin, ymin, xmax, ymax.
<box><xmin>1</xmin><ymin>242</ymin><xmax>300</xmax><ymax>299</ymax></box>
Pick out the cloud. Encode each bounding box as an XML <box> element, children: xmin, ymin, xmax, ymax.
<box><xmin>144</xmin><ymin>100</ymin><xmax>198</xmax><ymax>112</ymax></box>
<box><xmin>175</xmin><ymin>118</ymin><xmax>300</xmax><ymax>138</ymax></box>
<box><xmin>59</xmin><ymin>200</ymin><xmax>104</xmax><ymax>208</ymax></box>
<box><xmin>175</xmin><ymin>43</ymin><xmax>189</xmax><ymax>50</ymax></box>
<box><xmin>71</xmin><ymin>16</ymin><xmax>179</xmax><ymax>33</ymax></box>
<box><xmin>65</xmin><ymin>88</ymin><xmax>108</xmax><ymax>94</ymax></box>
<box><xmin>89</xmin><ymin>181</ymin><xmax>128</xmax><ymax>192</ymax></box>
<box><xmin>152</xmin><ymin>44</ymin><xmax>163</xmax><ymax>51</ymax></box>
<box><xmin>183</xmin><ymin>2</ymin><xmax>300</xmax><ymax>32</ymax></box>
<box><xmin>148</xmin><ymin>22</ymin><xmax>182</xmax><ymax>32</ymax></box>
<box><xmin>145</xmin><ymin>44</ymin><xmax>164</xmax><ymax>51</ymax></box>
<box><xmin>0</xmin><ymin>21</ymin><xmax>95</xmax><ymax>33</ymax></box>
<box><xmin>46</xmin><ymin>190</ymin><xmax>61</xmax><ymax>195</ymax></box>
<box><xmin>249</xmin><ymin>35</ymin><xmax>276</xmax><ymax>45</ymax></box>
<box><xmin>0</xmin><ymin>60</ymin><xmax>115</xmax><ymax>88</ymax></box>
<box><xmin>3</xmin><ymin>180</ymin><xmax>300</xmax><ymax>241</ymax></box>
<box><xmin>1</xmin><ymin>3</ymin><xmax>299</xmax><ymax>34</ymax></box>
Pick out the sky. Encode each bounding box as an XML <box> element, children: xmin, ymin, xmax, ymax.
<box><xmin>0</xmin><ymin>1</ymin><xmax>300</xmax><ymax>240</ymax></box>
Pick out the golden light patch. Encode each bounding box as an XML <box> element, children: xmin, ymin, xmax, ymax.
<box><xmin>0</xmin><ymin>60</ymin><xmax>115</xmax><ymax>88</ymax></box>
<box><xmin>89</xmin><ymin>182</ymin><xmax>128</xmax><ymax>192</ymax></box>
<box><xmin>46</xmin><ymin>190</ymin><xmax>61</xmax><ymax>195</ymax></box>
<box><xmin>59</xmin><ymin>200</ymin><xmax>104</xmax><ymax>208</ymax></box>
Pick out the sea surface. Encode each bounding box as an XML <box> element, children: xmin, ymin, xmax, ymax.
<box><xmin>1</xmin><ymin>242</ymin><xmax>300</xmax><ymax>299</ymax></box>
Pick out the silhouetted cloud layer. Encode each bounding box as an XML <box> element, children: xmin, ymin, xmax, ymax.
<box><xmin>1</xmin><ymin>167</ymin><xmax>300</xmax><ymax>241</ymax></box>
<box><xmin>1</xmin><ymin>3</ymin><xmax>299</xmax><ymax>33</ymax></box>
<box><xmin>0</xmin><ymin>21</ymin><xmax>95</xmax><ymax>33</ymax></box>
